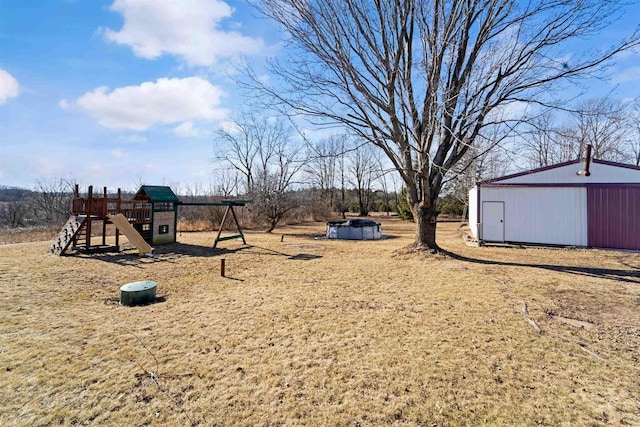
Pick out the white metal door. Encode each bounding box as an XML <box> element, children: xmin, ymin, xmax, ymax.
<box><xmin>482</xmin><ymin>201</ymin><xmax>504</xmax><ymax>242</ymax></box>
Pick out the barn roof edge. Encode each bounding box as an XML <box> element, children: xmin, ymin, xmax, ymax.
<box><xmin>476</xmin><ymin>158</ymin><xmax>640</xmax><ymax>186</ymax></box>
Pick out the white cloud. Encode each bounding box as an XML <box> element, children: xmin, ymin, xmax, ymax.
<box><xmin>612</xmin><ymin>65</ymin><xmax>640</xmax><ymax>84</ymax></box>
<box><xmin>70</xmin><ymin>77</ymin><xmax>228</xmax><ymax>130</ymax></box>
<box><xmin>110</xmin><ymin>149</ymin><xmax>128</xmax><ymax>158</ymax></box>
<box><xmin>218</xmin><ymin>119</ymin><xmax>242</xmax><ymax>134</ymax></box>
<box><xmin>29</xmin><ymin>156</ymin><xmax>67</xmax><ymax>176</ymax></box>
<box><xmin>118</xmin><ymin>134</ymin><xmax>148</xmax><ymax>144</ymax></box>
<box><xmin>490</xmin><ymin>101</ymin><xmax>530</xmax><ymax>121</ymax></box>
<box><xmin>58</xmin><ymin>99</ymin><xmax>71</xmax><ymax>110</ymax></box>
<box><xmin>89</xmin><ymin>163</ymin><xmax>106</xmax><ymax>174</ymax></box>
<box><xmin>0</xmin><ymin>69</ymin><xmax>19</xmax><ymax>104</ymax></box>
<box><xmin>102</xmin><ymin>0</ymin><xmax>264</xmax><ymax>66</ymax></box>
<box><xmin>615</xmin><ymin>44</ymin><xmax>640</xmax><ymax>61</ymax></box>
<box><xmin>298</xmin><ymin>126</ymin><xmax>341</xmax><ymax>141</ymax></box>
<box><xmin>257</xmin><ymin>73</ymin><xmax>271</xmax><ymax>85</ymax></box>
<box><xmin>173</xmin><ymin>121</ymin><xmax>206</xmax><ymax>138</ymax></box>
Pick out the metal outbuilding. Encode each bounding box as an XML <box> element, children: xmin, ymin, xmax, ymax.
<box><xmin>468</xmin><ymin>152</ymin><xmax>640</xmax><ymax>250</ymax></box>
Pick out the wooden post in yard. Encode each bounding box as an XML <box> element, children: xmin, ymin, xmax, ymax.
<box><xmin>220</xmin><ymin>257</ymin><xmax>226</xmax><ymax>277</ymax></box>
<box><xmin>115</xmin><ymin>188</ymin><xmax>121</xmax><ymax>249</ymax></box>
<box><xmin>86</xmin><ymin>185</ymin><xmax>93</xmax><ymax>250</ymax></box>
<box><xmin>102</xmin><ymin>186</ymin><xmax>107</xmax><ymax>246</ymax></box>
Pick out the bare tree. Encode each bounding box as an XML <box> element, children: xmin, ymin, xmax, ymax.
<box><xmin>444</xmin><ymin>125</ymin><xmax>511</xmax><ymax>213</ymax></box>
<box><xmin>347</xmin><ymin>143</ymin><xmax>376</xmax><ymax>216</ymax></box>
<box><xmin>210</xmin><ymin>168</ymin><xmax>239</xmax><ymax>198</ymax></box>
<box><xmin>215</xmin><ymin>113</ymin><xmax>290</xmax><ymax>193</ymax></box>
<box><xmin>626</xmin><ymin>99</ymin><xmax>640</xmax><ymax>166</ymax></box>
<box><xmin>569</xmin><ymin>97</ymin><xmax>630</xmax><ymax>161</ymax></box>
<box><xmin>522</xmin><ymin>97</ymin><xmax>635</xmax><ymax>165</ymax></box>
<box><xmin>372</xmin><ymin>149</ymin><xmax>395</xmax><ymax>215</ymax></box>
<box><xmin>337</xmin><ymin>139</ymin><xmax>348</xmax><ymax>218</ymax></box>
<box><xmin>0</xmin><ymin>201</ymin><xmax>30</xmax><ymax>228</ymax></box>
<box><xmin>31</xmin><ymin>178</ymin><xmax>76</xmax><ymax>225</ymax></box>
<box><xmin>252</xmin><ymin>0</ymin><xmax>639</xmax><ymax>251</ymax></box>
<box><xmin>305</xmin><ymin>136</ymin><xmax>341</xmax><ymax>209</ymax></box>
<box><xmin>521</xmin><ymin>112</ymin><xmax>564</xmax><ymax>168</ymax></box>
<box><xmin>628</xmin><ymin>139</ymin><xmax>640</xmax><ymax>166</ymax></box>
<box><xmin>251</xmin><ymin>135</ymin><xmax>306</xmax><ymax>232</ymax></box>
<box><xmin>215</xmin><ymin>113</ymin><xmax>306</xmax><ymax>232</ymax></box>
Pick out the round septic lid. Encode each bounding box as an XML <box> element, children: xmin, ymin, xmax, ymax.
<box><xmin>121</xmin><ymin>280</ymin><xmax>157</xmax><ymax>292</ymax></box>
<box><xmin>120</xmin><ymin>281</ymin><xmax>157</xmax><ymax>306</ymax></box>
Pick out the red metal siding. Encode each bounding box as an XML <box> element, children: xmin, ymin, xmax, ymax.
<box><xmin>587</xmin><ymin>186</ymin><xmax>640</xmax><ymax>250</ymax></box>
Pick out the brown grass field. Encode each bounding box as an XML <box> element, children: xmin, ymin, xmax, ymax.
<box><xmin>0</xmin><ymin>217</ymin><xmax>639</xmax><ymax>426</ymax></box>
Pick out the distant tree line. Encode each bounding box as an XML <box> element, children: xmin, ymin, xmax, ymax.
<box><xmin>0</xmin><ymin>179</ymin><xmax>76</xmax><ymax>228</ymax></box>
<box><xmin>211</xmin><ymin>111</ymin><xmax>408</xmax><ymax>231</ymax></box>
<box><xmin>519</xmin><ymin>97</ymin><xmax>640</xmax><ymax>168</ymax></box>
<box><xmin>2</xmin><ymin>97</ymin><xmax>638</xmax><ymax>232</ymax></box>
<box><xmin>208</xmin><ymin>96</ymin><xmax>640</xmax><ymax>230</ymax></box>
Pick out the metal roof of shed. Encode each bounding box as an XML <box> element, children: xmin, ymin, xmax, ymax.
<box><xmin>478</xmin><ymin>159</ymin><xmax>640</xmax><ymax>186</ymax></box>
<box><xmin>134</xmin><ymin>185</ymin><xmax>179</xmax><ymax>203</ymax></box>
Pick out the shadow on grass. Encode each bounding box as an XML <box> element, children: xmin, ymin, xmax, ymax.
<box><xmin>85</xmin><ymin>243</ymin><xmax>323</xmax><ymax>266</ymax></box>
<box><xmin>288</xmin><ymin>253</ymin><xmax>323</xmax><ymax>261</ymax></box>
<box><xmin>213</xmin><ymin>245</ymin><xmax>288</xmax><ymax>257</ymax></box>
<box><xmin>442</xmin><ymin>249</ymin><xmax>640</xmax><ymax>284</ymax></box>
<box><xmin>279</xmin><ymin>231</ymin><xmax>402</xmax><ymax>241</ymax></box>
<box><xmin>103</xmin><ymin>295</ymin><xmax>168</xmax><ymax>306</ymax></box>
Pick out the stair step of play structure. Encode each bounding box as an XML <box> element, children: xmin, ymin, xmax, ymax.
<box><xmin>50</xmin><ymin>215</ymin><xmax>87</xmax><ymax>255</ymax></box>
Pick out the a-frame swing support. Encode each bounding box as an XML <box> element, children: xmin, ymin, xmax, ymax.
<box><xmin>177</xmin><ymin>200</ymin><xmax>250</xmax><ymax>249</ymax></box>
<box><xmin>212</xmin><ymin>204</ymin><xmax>246</xmax><ymax>248</ymax></box>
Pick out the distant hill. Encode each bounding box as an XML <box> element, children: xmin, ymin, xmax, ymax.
<box><xmin>0</xmin><ymin>187</ymin><xmax>34</xmax><ymax>202</ymax></box>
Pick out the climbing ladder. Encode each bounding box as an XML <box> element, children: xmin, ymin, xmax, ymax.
<box><xmin>50</xmin><ymin>215</ymin><xmax>87</xmax><ymax>255</ymax></box>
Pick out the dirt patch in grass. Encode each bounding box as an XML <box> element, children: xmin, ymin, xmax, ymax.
<box><xmin>1</xmin><ymin>217</ymin><xmax>639</xmax><ymax>426</ymax></box>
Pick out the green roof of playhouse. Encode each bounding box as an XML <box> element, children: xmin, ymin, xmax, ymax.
<box><xmin>134</xmin><ymin>185</ymin><xmax>179</xmax><ymax>203</ymax></box>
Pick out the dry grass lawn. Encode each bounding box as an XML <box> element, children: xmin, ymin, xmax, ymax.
<box><xmin>0</xmin><ymin>217</ymin><xmax>638</xmax><ymax>426</ymax></box>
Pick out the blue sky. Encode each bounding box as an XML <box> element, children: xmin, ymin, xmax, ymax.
<box><xmin>0</xmin><ymin>0</ymin><xmax>279</xmax><ymax>191</ymax></box>
<box><xmin>0</xmin><ymin>0</ymin><xmax>639</xmax><ymax>191</ymax></box>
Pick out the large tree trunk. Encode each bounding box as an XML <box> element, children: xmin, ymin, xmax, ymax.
<box><xmin>413</xmin><ymin>206</ymin><xmax>439</xmax><ymax>252</ymax></box>
<box><xmin>358</xmin><ymin>192</ymin><xmax>368</xmax><ymax>216</ymax></box>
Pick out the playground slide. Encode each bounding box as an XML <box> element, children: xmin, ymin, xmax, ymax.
<box><xmin>107</xmin><ymin>214</ymin><xmax>153</xmax><ymax>256</ymax></box>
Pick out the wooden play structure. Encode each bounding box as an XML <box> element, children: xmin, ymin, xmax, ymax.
<box><xmin>50</xmin><ymin>185</ymin><xmax>156</xmax><ymax>256</ymax></box>
<box><xmin>50</xmin><ymin>185</ymin><xmax>250</xmax><ymax>256</ymax></box>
